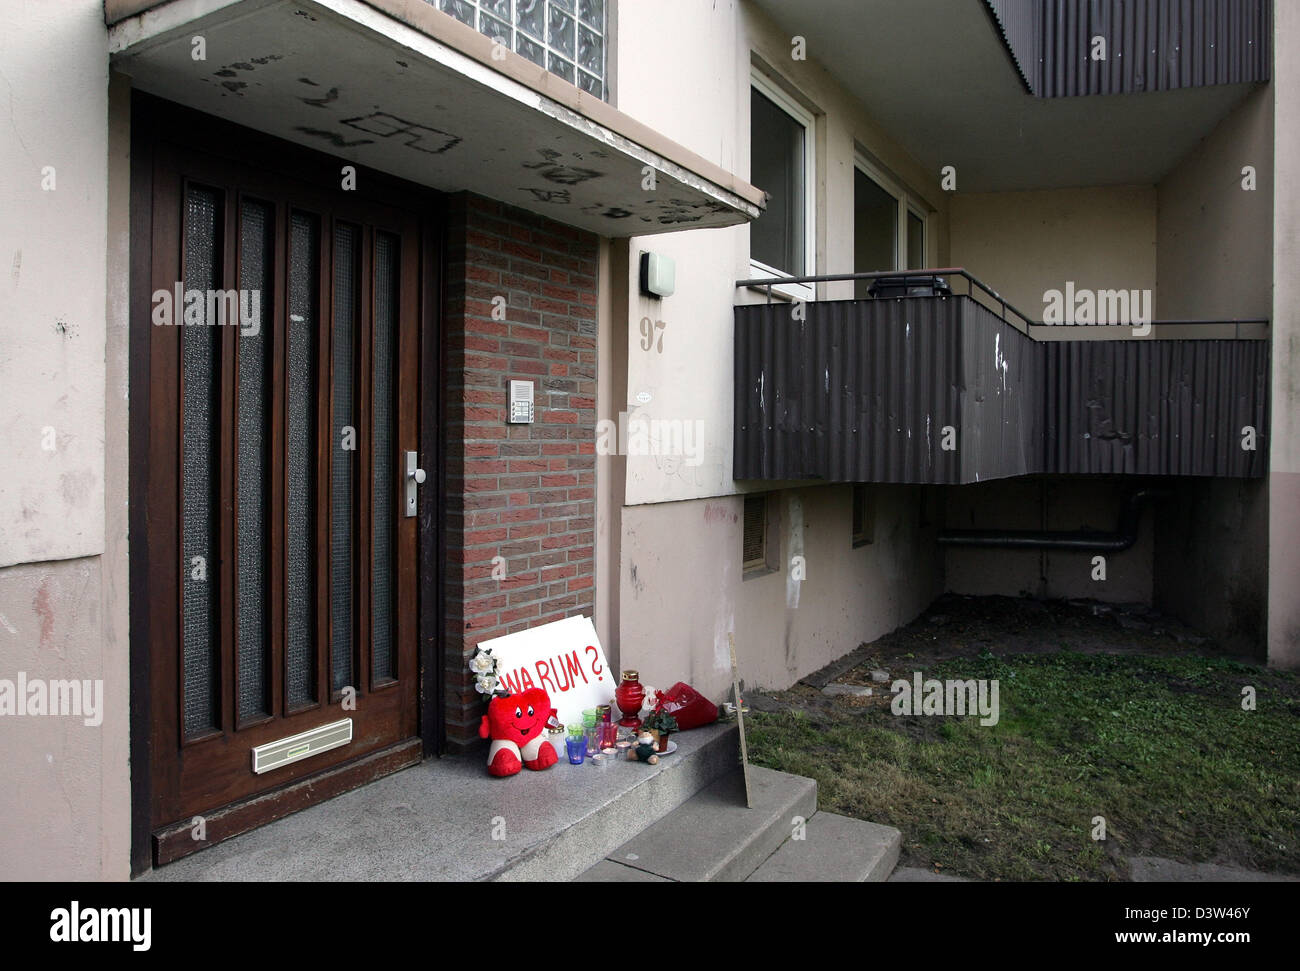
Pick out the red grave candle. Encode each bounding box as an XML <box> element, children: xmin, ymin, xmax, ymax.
<box><xmin>615</xmin><ymin>670</ymin><xmax>645</xmax><ymax>728</ymax></box>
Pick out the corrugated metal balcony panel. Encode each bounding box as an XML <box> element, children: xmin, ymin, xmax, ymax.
<box><xmin>1043</xmin><ymin>339</ymin><xmax>1269</xmax><ymax>476</ymax></box>
<box><xmin>734</xmin><ymin>299</ymin><xmax>965</xmax><ymax>483</ymax></box>
<box><xmin>958</xmin><ymin>301</ymin><xmax>1045</xmax><ymax>482</ymax></box>
<box><xmin>984</xmin><ymin>0</ymin><xmax>1044</xmax><ymax>92</ymax></box>
<box><xmin>985</xmin><ymin>0</ymin><xmax>1271</xmax><ymax>98</ymax></box>
<box><xmin>736</xmin><ymin>296</ymin><xmax>1268</xmax><ymax>484</ymax></box>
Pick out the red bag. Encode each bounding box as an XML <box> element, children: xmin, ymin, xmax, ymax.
<box><xmin>651</xmin><ymin>682</ymin><xmax>718</xmax><ymax>731</ymax></box>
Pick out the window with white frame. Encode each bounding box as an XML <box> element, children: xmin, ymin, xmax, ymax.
<box><xmin>437</xmin><ymin>0</ymin><xmax>607</xmax><ymax>99</ymax></box>
<box><xmin>853</xmin><ymin>156</ymin><xmax>928</xmax><ymax>298</ymax></box>
<box><xmin>749</xmin><ymin>71</ymin><xmax>816</xmax><ymax>302</ymax></box>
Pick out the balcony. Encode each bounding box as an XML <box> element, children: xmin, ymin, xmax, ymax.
<box><xmin>733</xmin><ymin>270</ymin><xmax>1269</xmax><ymax>484</ymax></box>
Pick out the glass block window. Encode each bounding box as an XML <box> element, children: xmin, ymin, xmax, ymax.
<box><xmin>434</xmin><ymin>0</ymin><xmax>607</xmax><ymax>99</ymax></box>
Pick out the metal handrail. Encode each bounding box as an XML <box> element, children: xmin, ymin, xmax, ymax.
<box><xmin>734</xmin><ymin>267</ymin><xmax>1270</xmax><ymax>340</ymax></box>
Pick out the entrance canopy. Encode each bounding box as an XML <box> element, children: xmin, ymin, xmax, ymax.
<box><xmin>108</xmin><ymin>0</ymin><xmax>764</xmax><ymax>235</ymax></box>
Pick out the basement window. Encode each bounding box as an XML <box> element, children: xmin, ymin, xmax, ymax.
<box><xmin>750</xmin><ymin>70</ymin><xmax>816</xmax><ymax>302</ymax></box>
<box><xmin>742</xmin><ymin>494</ymin><xmax>778</xmax><ymax>577</ymax></box>
<box><xmin>440</xmin><ymin>0</ymin><xmax>607</xmax><ymax>99</ymax></box>
<box><xmin>852</xmin><ymin>485</ymin><xmax>874</xmax><ymax>547</ymax></box>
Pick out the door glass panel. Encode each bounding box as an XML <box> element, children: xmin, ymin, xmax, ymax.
<box><xmin>908</xmin><ymin>211</ymin><xmax>926</xmax><ymax>270</ymax></box>
<box><xmin>237</xmin><ymin>199</ymin><xmax>273</xmax><ymax>721</ymax></box>
<box><xmin>751</xmin><ymin>88</ymin><xmax>806</xmax><ymax>276</ymax></box>
<box><xmin>181</xmin><ymin>184</ymin><xmax>222</xmax><ymax>738</ymax></box>
<box><xmin>331</xmin><ymin>222</ymin><xmax>360</xmax><ymax>694</ymax></box>
<box><xmin>854</xmin><ymin>169</ymin><xmax>899</xmax><ymax>297</ymax></box>
<box><xmin>286</xmin><ymin>211</ymin><xmax>319</xmax><ymax>708</ymax></box>
<box><xmin>372</xmin><ymin>233</ymin><xmax>398</xmax><ymax>682</ymax></box>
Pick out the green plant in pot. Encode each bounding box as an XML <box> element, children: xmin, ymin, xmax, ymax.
<box><xmin>642</xmin><ymin>709</ymin><xmax>679</xmax><ymax>752</ymax></box>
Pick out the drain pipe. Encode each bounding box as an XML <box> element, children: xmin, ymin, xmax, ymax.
<box><xmin>937</xmin><ymin>489</ymin><xmax>1169</xmax><ymax>553</ymax></box>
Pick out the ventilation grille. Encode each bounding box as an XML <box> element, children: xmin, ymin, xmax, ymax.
<box><xmin>742</xmin><ymin>495</ymin><xmax>767</xmax><ymax>569</ymax></box>
<box><xmin>251</xmin><ymin>718</ymin><xmax>353</xmax><ymax>775</ymax></box>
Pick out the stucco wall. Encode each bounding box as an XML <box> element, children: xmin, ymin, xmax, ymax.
<box><xmin>1146</xmin><ymin>85</ymin><xmax>1275</xmax><ymax>657</ymax></box>
<box><xmin>617</xmin><ymin>485</ymin><xmax>941</xmax><ymax>699</ymax></box>
<box><xmin>944</xmin><ymin>478</ymin><xmax>1155</xmax><ymax>603</ymax></box>
<box><xmin>0</xmin><ymin>0</ymin><xmax>108</xmax><ymax>566</ymax></box>
<box><xmin>948</xmin><ymin>185</ymin><xmax>1158</xmax><ymax>332</ymax></box>
<box><xmin>602</xmin><ymin>0</ymin><xmax>952</xmax><ymax>689</ymax></box>
<box><xmin>1270</xmin><ymin>2</ymin><xmax>1300</xmax><ymax>669</ymax></box>
<box><xmin>1157</xmin><ymin>86</ymin><xmax>1274</xmax><ymax>321</ymax></box>
<box><xmin>612</xmin><ymin>0</ymin><xmax>950</xmax><ymax>507</ymax></box>
<box><xmin>0</xmin><ymin>2</ymin><xmax>129</xmax><ymax>880</ymax></box>
<box><xmin>1154</xmin><ymin>478</ymin><xmax>1268</xmax><ymax>657</ymax></box>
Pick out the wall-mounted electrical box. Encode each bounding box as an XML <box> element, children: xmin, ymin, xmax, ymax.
<box><xmin>639</xmin><ymin>251</ymin><xmax>676</xmax><ymax>299</ymax></box>
<box><xmin>509</xmin><ymin>380</ymin><xmax>535</xmax><ymax>423</ymax></box>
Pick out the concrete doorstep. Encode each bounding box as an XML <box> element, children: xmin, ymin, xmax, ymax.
<box><xmin>576</xmin><ymin>765</ymin><xmax>903</xmax><ymax>883</ymax></box>
<box><xmin>141</xmin><ymin>723</ymin><xmax>739</xmax><ymax>882</ymax></box>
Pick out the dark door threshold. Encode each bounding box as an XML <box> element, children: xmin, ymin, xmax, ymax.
<box><xmin>151</xmin><ymin>738</ymin><xmax>422</xmax><ymax>867</ymax></box>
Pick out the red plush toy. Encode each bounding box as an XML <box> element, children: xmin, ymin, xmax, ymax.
<box><xmin>478</xmin><ymin>687</ymin><xmax>559</xmax><ymax>777</ymax></box>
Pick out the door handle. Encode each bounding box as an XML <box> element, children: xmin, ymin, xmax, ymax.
<box><xmin>405</xmin><ymin>451</ymin><xmax>424</xmax><ymax>517</ymax></box>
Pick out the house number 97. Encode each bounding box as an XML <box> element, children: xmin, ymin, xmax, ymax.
<box><xmin>640</xmin><ymin>316</ymin><xmax>666</xmax><ymax>353</ymax></box>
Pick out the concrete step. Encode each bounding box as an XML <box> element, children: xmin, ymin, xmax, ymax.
<box><xmin>493</xmin><ymin>722</ymin><xmax>739</xmax><ymax>881</ymax></box>
<box><xmin>140</xmin><ymin>722</ymin><xmax>740</xmax><ymax>882</ymax></box>
<box><xmin>578</xmin><ymin>765</ymin><xmax>816</xmax><ymax>882</ymax></box>
<box><xmin>746</xmin><ymin>811</ymin><xmax>901</xmax><ymax>882</ymax></box>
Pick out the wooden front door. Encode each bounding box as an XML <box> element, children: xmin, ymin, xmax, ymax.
<box><xmin>135</xmin><ymin>101</ymin><xmax>432</xmax><ymax>864</ymax></box>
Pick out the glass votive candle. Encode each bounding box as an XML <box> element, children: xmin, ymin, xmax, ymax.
<box><xmin>615</xmin><ymin>739</ymin><xmax>632</xmax><ymax>761</ymax></box>
<box><xmin>565</xmin><ymin>728</ymin><xmax>586</xmax><ymax>764</ymax></box>
<box><xmin>600</xmin><ymin>721</ymin><xmax>618</xmax><ymax>750</ymax></box>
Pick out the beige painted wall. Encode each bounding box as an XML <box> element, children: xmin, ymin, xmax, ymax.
<box><xmin>0</xmin><ymin>0</ymin><xmax>108</xmax><ymax>566</ymax></box>
<box><xmin>943</xmin><ymin>479</ymin><xmax>1154</xmax><ymax>603</ymax></box>
<box><xmin>1146</xmin><ymin>86</ymin><xmax>1274</xmax><ymax>655</ymax></box>
<box><xmin>1154</xmin><ymin>478</ymin><xmax>1268</xmax><ymax>657</ymax></box>
<box><xmin>1158</xmin><ymin>87</ymin><xmax>1274</xmax><ymax>321</ymax></box>
<box><xmin>0</xmin><ymin>6</ymin><xmax>131</xmax><ymax>879</ymax></box>
<box><xmin>948</xmin><ymin>185</ymin><xmax>1158</xmax><ymax>332</ymax></box>
<box><xmin>1270</xmin><ymin>3</ymin><xmax>1300</xmax><ymax>669</ymax></box>
<box><xmin>601</xmin><ymin>0</ymin><xmax>952</xmax><ymax>687</ymax></box>
<box><xmin>612</xmin><ymin>0</ymin><xmax>950</xmax><ymax>507</ymax></box>
<box><xmin>617</xmin><ymin>485</ymin><xmax>941</xmax><ymax>698</ymax></box>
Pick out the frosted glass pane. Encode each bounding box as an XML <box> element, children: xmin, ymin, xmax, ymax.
<box><xmin>181</xmin><ymin>185</ymin><xmax>221</xmax><ymax>737</ymax></box>
<box><xmin>517</xmin><ymin>0</ymin><xmax>544</xmax><ymax>39</ymax></box>
<box><xmin>439</xmin><ymin>0</ymin><xmax>474</xmax><ymax>26</ymax></box>
<box><xmin>577</xmin><ymin>25</ymin><xmax>602</xmax><ymax>76</ymax></box>
<box><xmin>286</xmin><ymin>210</ymin><xmax>318</xmax><ymax>707</ymax></box>
<box><xmin>548</xmin><ymin>52</ymin><xmax>575</xmax><ymax>84</ymax></box>
<box><xmin>237</xmin><ymin>199</ymin><xmax>273</xmax><ymax>720</ymax></box>
<box><xmin>372</xmin><ymin>233</ymin><xmax>398</xmax><ymax>682</ymax></box>
<box><xmin>331</xmin><ymin>222</ymin><xmax>358</xmax><ymax>694</ymax></box>
<box><xmin>578</xmin><ymin>0</ymin><xmax>603</xmax><ymax>30</ymax></box>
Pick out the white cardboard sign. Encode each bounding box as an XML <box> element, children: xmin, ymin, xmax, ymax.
<box><xmin>478</xmin><ymin>616</ymin><xmax>615</xmax><ymax>731</ymax></box>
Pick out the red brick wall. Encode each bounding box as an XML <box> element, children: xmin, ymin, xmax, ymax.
<box><xmin>442</xmin><ymin>194</ymin><xmax>599</xmax><ymax>748</ymax></box>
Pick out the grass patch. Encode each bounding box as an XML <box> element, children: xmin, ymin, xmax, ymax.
<box><xmin>747</xmin><ymin>652</ymin><xmax>1300</xmax><ymax>881</ymax></box>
